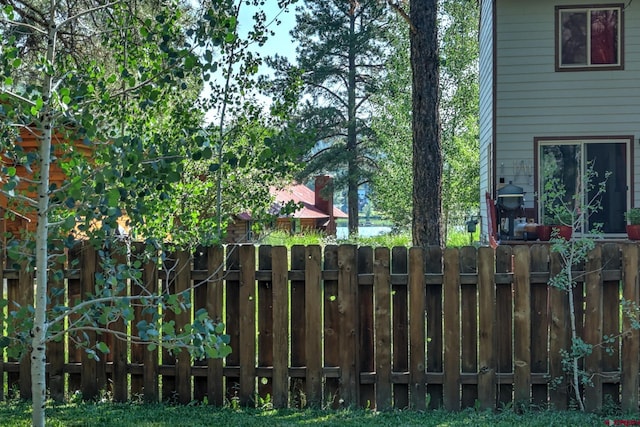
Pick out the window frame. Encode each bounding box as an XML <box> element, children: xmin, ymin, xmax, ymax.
<box><xmin>555</xmin><ymin>4</ymin><xmax>624</xmax><ymax>71</ymax></box>
<box><xmin>534</xmin><ymin>136</ymin><xmax>632</xmax><ymax>237</ymax></box>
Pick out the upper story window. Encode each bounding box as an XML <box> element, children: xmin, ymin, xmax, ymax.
<box><xmin>556</xmin><ymin>5</ymin><xmax>623</xmax><ymax>71</ymax></box>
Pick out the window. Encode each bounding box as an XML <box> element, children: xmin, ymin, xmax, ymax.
<box><xmin>556</xmin><ymin>5</ymin><xmax>623</xmax><ymax>70</ymax></box>
<box><xmin>537</xmin><ymin>138</ymin><xmax>630</xmax><ymax>235</ymax></box>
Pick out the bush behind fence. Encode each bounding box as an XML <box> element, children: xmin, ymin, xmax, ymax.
<box><xmin>1</xmin><ymin>242</ymin><xmax>639</xmax><ymax>412</ymax></box>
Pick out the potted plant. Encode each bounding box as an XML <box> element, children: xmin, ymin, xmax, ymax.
<box><xmin>551</xmin><ymin>209</ymin><xmax>573</xmax><ymax>240</ymax></box>
<box><xmin>626</xmin><ymin>207</ymin><xmax>640</xmax><ymax>240</ymax></box>
<box><xmin>537</xmin><ymin>208</ymin><xmax>573</xmax><ymax>241</ymax></box>
<box><xmin>537</xmin><ymin>214</ymin><xmax>553</xmax><ymax>241</ymax></box>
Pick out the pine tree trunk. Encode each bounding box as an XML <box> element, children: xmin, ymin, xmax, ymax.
<box><xmin>347</xmin><ymin>4</ymin><xmax>359</xmax><ymax>236</ymax></box>
<box><xmin>410</xmin><ymin>0</ymin><xmax>443</xmax><ymax>247</ymax></box>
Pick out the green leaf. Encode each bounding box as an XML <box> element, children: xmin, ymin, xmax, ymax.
<box><xmin>107</xmin><ymin>188</ymin><xmax>120</xmax><ymax>207</ymax></box>
<box><xmin>0</xmin><ymin>336</ymin><xmax>10</xmax><ymax>349</ymax></box>
<box><xmin>4</xmin><ymin>77</ymin><xmax>12</xmax><ymax>86</ymax></box>
<box><xmin>96</xmin><ymin>341</ymin><xmax>110</xmax><ymax>354</ymax></box>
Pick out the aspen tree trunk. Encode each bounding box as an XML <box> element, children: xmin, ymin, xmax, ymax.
<box><xmin>31</xmin><ymin>3</ymin><xmax>56</xmax><ymax>425</ymax></box>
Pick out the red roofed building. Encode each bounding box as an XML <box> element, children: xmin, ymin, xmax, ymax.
<box><xmin>226</xmin><ymin>175</ymin><xmax>347</xmax><ymax>242</ymax></box>
<box><xmin>272</xmin><ymin>175</ymin><xmax>347</xmax><ymax>235</ymax></box>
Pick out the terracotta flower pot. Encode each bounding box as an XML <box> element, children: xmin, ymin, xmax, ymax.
<box><xmin>537</xmin><ymin>225</ymin><xmax>552</xmax><ymax>241</ymax></box>
<box><xmin>553</xmin><ymin>225</ymin><xmax>573</xmax><ymax>240</ymax></box>
<box><xmin>627</xmin><ymin>224</ymin><xmax>640</xmax><ymax>240</ymax></box>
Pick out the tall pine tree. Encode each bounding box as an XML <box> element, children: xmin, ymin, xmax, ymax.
<box><xmin>269</xmin><ymin>0</ymin><xmax>393</xmax><ymax>235</ymax></box>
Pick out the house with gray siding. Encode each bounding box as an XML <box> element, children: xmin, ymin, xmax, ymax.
<box><xmin>479</xmin><ymin>0</ymin><xmax>637</xmax><ymax>243</ymax></box>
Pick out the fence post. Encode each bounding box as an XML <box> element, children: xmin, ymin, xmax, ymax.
<box><xmin>409</xmin><ymin>247</ymin><xmax>426</xmax><ymax>410</ymax></box>
<box><xmin>141</xmin><ymin>243</ymin><xmax>159</xmax><ymax>403</ymax></box>
<box><xmin>513</xmin><ymin>245</ymin><xmax>531</xmax><ymax>409</ymax></box>
<box><xmin>495</xmin><ymin>245</ymin><xmax>513</xmax><ymax>406</ymax></box>
<box><xmin>338</xmin><ymin>244</ymin><xmax>358</xmax><ymax>406</ymax></box>
<box><xmin>548</xmin><ymin>249</ymin><xmax>569</xmax><ymax>409</ymax></box>
<box><xmin>0</xmin><ymin>241</ymin><xmax>4</xmax><ymax>402</ymax></box>
<box><xmin>257</xmin><ymin>246</ymin><xmax>274</xmax><ymax>403</ymax></box>
<box><xmin>193</xmin><ymin>248</ymin><xmax>208</xmax><ymax>402</ymax></box>
<box><xmin>477</xmin><ymin>246</ymin><xmax>496</xmax><ymax>410</ymax></box>
<box><xmin>271</xmin><ymin>245</ymin><xmax>289</xmax><ymax>408</ymax></box>
<box><xmin>460</xmin><ymin>246</ymin><xmax>478</xmax><ymax>408</ymax></box>
<box><xmin>175</xmin><ymin>250</ymin><xmax>192</xmax><ymax>404</ymax></box>
<box><xmin>358</xmin><ymin>246</ymin><xmax>375</xmax><ymax>408</ymax></box>
<box><xmin>305</xmin><ymin>245</ymin><xmax>323</xmax><ymax>406</ymax></box>
<box><xmin>80</xmin><ymin>242</ymin><xmax>98</xmax><ymax>400</ymax></box>
<box><xmin>110</xmin><ymin>246</ymin><xmax>128</xmax><ymax>402</ymax></box>
<box><xmin>290</xmin><ymin>245</ymin><xmax>306</xmax><ymax>407</ymax></box>
<box><xmin>391</xmin><ymin>246</ymin><xmax>409</xmax><ymax>409</ymax></box>
<box><xmin>207</xmin><ymin>245</ymin><xmax>225</xmax><ymax>406</ymax></box>
<box><xmin>621</xmin><ymin>243</ymin><xmax>639</xmax><ymax>411</ymax></box>
<box><xmin>529</xmin><ymin>244</ymin><xmax>550</xmax><ymax>407</ymax></box>
<box><xmin>374</xmin><ymin>247</ymin><xmax>391</xmax><ymax>410</ymax></box>
<box><xmin>601</xmin><ymin>243</ymin><xmax>621</xmax><ymax>403</ymax></box>
<box><xmin>425</xmin><ymin>246</ymin><xmax>443</xmax><ymax>408</ymax></box>
<box><xmin>47</xmin><ymin>243</ymin><xmax>65</xmax><ymax>402</ymax></box>
<box><xmin>584</xmin><ymin>245</ymin><xmax>603</xmax><ymax>411</ymax></box>
<box><xmin>323</xmin><ymin>245</ymin><xmax>340</xmax><ymax>408</ymax></box>
<box><xmin>238</xmin><ymin>244</ymin><xmax>256</xmax><ymax>406</ymax></box>
<box><xmin>443</xmin><ymin>247</ymin><xmax>460</xmax><ymax>411</ymax></box>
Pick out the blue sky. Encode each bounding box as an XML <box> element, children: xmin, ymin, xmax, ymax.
<box><xmin>237</xmin><ymin>2</ymin><xmax>297</xmax><ymax>62</ymax></box>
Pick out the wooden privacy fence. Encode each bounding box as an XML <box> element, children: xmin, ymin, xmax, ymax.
<box><xmin>1</xmin><ymin>242</ymin><xmax>639</xmax><ymax>411</ymax></box>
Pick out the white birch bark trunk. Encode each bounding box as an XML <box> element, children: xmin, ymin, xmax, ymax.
<box><xmin>31</xmin><ymin>3</ymin><xmax>57</xmax><ymax>425</ymax></box>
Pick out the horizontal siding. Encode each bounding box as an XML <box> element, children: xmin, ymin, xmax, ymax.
<box><xmin>479</xmin><ymin>0</ymin><xmax>494</xmax><ymax>241</ymax></box>
<box><xmin>494</xmin><ymin>0</ymin><xmax>640</xmax><ymax>210</ymax></box>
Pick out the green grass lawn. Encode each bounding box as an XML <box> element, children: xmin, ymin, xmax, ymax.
<box><xmin>0</xmin><ymin>400</ymin><xmax>628</xmax><ymax>426</ymax></box>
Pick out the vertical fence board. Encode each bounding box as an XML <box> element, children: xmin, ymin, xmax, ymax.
<box><xmin>584</xmin><ymin>245</ymin><xmax>603</xmax><ymax>412</ymax></box>
<box><xmin>140</xmin><ymin>246</ymin><xmax>159</xmax><ymax>403</ymax></box>
<box><xmin>425</xmin><ymin>246</ymin><xmax>443</xmax><ymax>408</ymax></box>
<box><xmin>391</xmin><ymin>247</ymin><xmax>409</xmax><ymax>409</ymax></box>
<box><xmin>323</xmin><ymin>245</ymin><xmax>340</xmax><ymax>408</ymax></box>
<box><xmin>80</xmin><ymin>243</ymin><xmax>98</xmax><ymax>400</ymax></box>
<box><xmin>193</xmin><ymin>248</ymin><xmax>208</xmax><ymax>402</ymax></box>
<box><xmin>477</xmin><ymin>246</ymin><xmax>496</xmax><ymax>409</ymax></box>
<box><xmin>6</xmin><ymin>258</ymin><xmax>19</xmax><ymax>396</ymax></box>
<box><xmin>258</xmin><ymin>246</ymin><xmax>274</xmax><ymax>403</ymax></box>
<box><xmin>130</xmin><ymin>243</ymin><xmax>145</xmax><ymax>399</ymax></box>
<box><xmin>110</xmin><ymin>247</ymin><xmax>128</xmax><ymax>402</ymax></box>
<box><xmin>409</xmin><ymin>247</ymin><xmax>426</xmax><ymax>410</ymax></box>
<box><xmin>175</xmin><ymin>251</ymin><xmax>192</xmax><ymax>404</ymax></box>
<box><xmin>621</xmin><ymin>243</ymin><xmax>639</xmax><ymax>411</ymax></box>
<box><xmin>239</xmin><ymin>245</ymin><xmax>256</xmax><ymax>406</ymax></box>
<box><xmin>495</xmin><ymin>245</ymin><xmax>513</xmax><ymax>406</ymax></box>
<box><xmin>529</xmin><ymin>245</ymin><xmax>549</xmax><ymax>407</ymax></box>
<box><xmin>290</xmin><ymin>245</ymin><xmax>306</xmax><ymax>407</ymax></box>
<box><xmin>305</xmin><ymin>245</ymin><xmax>323</xmax><ymax>406</ymax></box>
<box><xmin>460</xmin><ymin>246</ymin><xmax>478</xmax><ymax>408</ymax></box>
<box><xmin>601</xmin><ymin>243</ymin><xmax>621</xmax><ymax>404</ymax></box>
<box><xmin>66</xmin><ymin>244</ymin><xmax>82</xmax><ymax>395</ymax></box>
<box><xmin>0</xmin><ymin>243</ymin><xmax>4</xmax><ymax>401</ymax></box>
<box><xmin>161</xmin><ymin>252</ymin><xmax>177</xmax><ymax>401</ymax></box>
<box><xmin>374</xmin><ymin>247</ymin><xmax>392</xmax><ymax>410</ymax></box>
<box><xmin>207</xmin><ymin>246</ymin><xmax>224</xmax><ymax>406</ymax></box>
<box><xmin>47</xmin><ymin>246</ymin><xmax>65</xmax><ymax>402</ymax></box>
<box><xmin>225</xmin><ymin>245</ymin><xmax>240</xmax><ymax>402</ymax></box>
<box><xmin>272</xmin><ymin>246</ymin><xmax>289</xmax><ymax>408</ymax></box>
<box><xmin>443</xmin><ymin>248</ymin><xmax>461</xmax><ymax>411</ymax></box>
<box><xmin>338</xmin><ymin>245</ymin><xmax>358</xmax><ymax>406</ymax></box>
<box><xmin>18</xmin><ymin>254</ymin><xmax>33</xmax><ymax>399</ymax></box>
<box><xmin>548</xmin><ymin>250</ymin><xmax>569</xmax><ymax>409</ymax></box>
<box><xmin>513</xmin><ymin>245</ymin><xmax>531</xmax><ymax>409</ymax></box>
<box><xmin>358</xmin><ymin>247</ymin><xmax>375</xmax><ymax>408</ymax></box>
